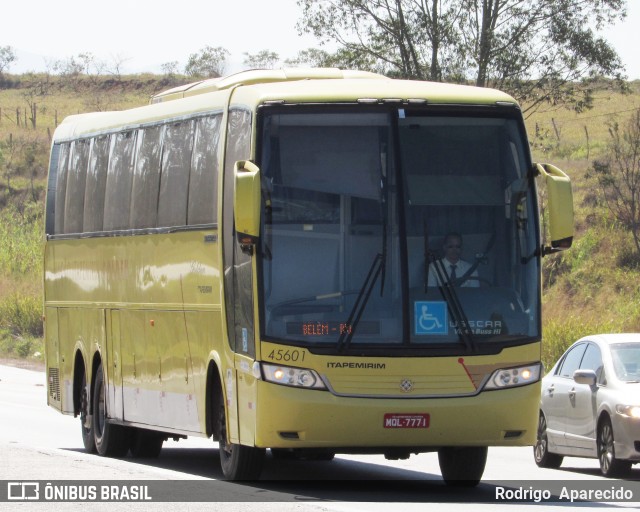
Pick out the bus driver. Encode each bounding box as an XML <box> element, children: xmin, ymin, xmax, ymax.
<box><xmin>427</xmin><ymin>233</ymin><xmax>479</xmax><ymax>288</ymax></box>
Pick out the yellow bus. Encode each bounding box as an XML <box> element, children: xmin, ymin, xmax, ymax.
<box><xmin>44</xmin><ymin>68</ymin><xmax>573</xmax><ymax>484</ymax></box>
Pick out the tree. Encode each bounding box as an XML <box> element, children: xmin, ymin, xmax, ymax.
<box><xmin>298</xmin><ymin>0</ymin><xmax>460</xmax><ymax>80</ymax></box>
<box><xmin>161</xmin><ymin>61</ymin><xmax>180</xmax><ymax>77</ymax></box>
<box><xmin>285</xmin><ymin>48</ymin><xmax>330</xmax><ymax>67</ymax></box>
<box><xmin>285</xmin><ymin>47</ymin><xmax>382</xmax><ymax>71</ymax></box>
<box><xmin>52</xmin><ymin>53</ymin><xmax>107</xmax><ymax>91</ymax></box>
<box><xmin>107</xmin><ymin>53</ymin><xmax>131</xmax><ymax>80</ymax></box>
<box><xmin>243</xmin><ymin>50</ymin><xmax>280</xmax><ymax>69</ymax></box>
<box><xmin>297</xmin><ymin>0</ymin><xmax>627</xmax><ymax>114</ymax></box>
<box><xmin>589</xmin><ymin>110</ymin><xmax>640</xmax><ymax>255</ymax></box>
<box><xmin>0</xmin><ymin>45</ymin><xmax>17</xmax><ymax>76</ymax></box>
<box><xmin>184</xmin><ymin>46</ymin><xmax>229</xmax><ymax>78</ymax></box>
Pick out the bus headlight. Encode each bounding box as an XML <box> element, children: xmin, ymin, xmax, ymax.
<box><xmin>483</xmin><ymin>363</ymin><xmax>541</xmax><ymax>390</ymax></box>
<box><xmin>261</xmin><ymin>363</ymin><xmax>327</xmax><ymax>390</ymax></box>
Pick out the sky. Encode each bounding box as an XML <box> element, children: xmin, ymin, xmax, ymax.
<box><xmin>3</xmin><ymin>0</ymin><xmax>640</xmax><ymax>79</ymax></box>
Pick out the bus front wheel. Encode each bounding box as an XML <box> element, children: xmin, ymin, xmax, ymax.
<box><xmin>217</xmin><ymin>392</ymin><xmax>265</xmax><ymax>480</ymax></box>
<box><xmin>438</xmin><ymin>446</ymin><xmax>487</xmax><ymax>486</ymax></box>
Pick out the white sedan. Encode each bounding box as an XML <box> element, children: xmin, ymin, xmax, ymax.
<box><xmin>534</xmin><ymin>333</ymin><xmax>640</xmax><ymax>477</ymax></box>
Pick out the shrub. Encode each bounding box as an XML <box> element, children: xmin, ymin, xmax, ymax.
<box><xmin>0</xmin><ymin>293</ymin><xmax>43</xmax><ymax>337</ymax></box>
<box><xmin>0</xmin><ymin>203</ymin><xmax>43</xmax><ymax>276</ymax></box>
<box><xmin>542</xmin><ymin>316</ymin><xmax>617</xmax><ymax>372</ymax></box>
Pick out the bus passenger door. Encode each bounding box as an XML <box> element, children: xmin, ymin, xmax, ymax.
<box><xmin>236</xmin><ymin>351</ymin><xmax>259</xmax><ymax>446</ymax></box>
<box><xmin>222</xmin><ymin>108</ymin><xmax>255</xmax><ymax>444</ymax></box>
<box><xmin>224</xmin><ymin>244</ymin><xmax>256</xmax><ymax>445</ymax></box>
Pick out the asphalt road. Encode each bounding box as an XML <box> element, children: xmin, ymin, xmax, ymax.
<box><xmin>1</xmin><ymin>363</ymin><xmax>639</xmax><ymax>511</ymax></box>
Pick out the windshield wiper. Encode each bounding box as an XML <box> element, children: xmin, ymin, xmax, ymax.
<box><xmin>336</xmin><ymin>253</ymin><xmax>383</xmax><ymax>353</ymax></box>
<box><xmin>429</xmin><ymin>255</ymin><xmax>476</xmax><ymax>352</ymax></box>
<box><xmin>379</xmin><ymin>143</ymin><xmax>388</xmax><ymax>296</ymax></box>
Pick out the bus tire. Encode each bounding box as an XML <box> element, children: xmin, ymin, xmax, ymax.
<box><xmin>438</xmin><ymin>446</ymin><xmax>487</xmax><ymax>486</ymax></box>
<box><xmin>130</xmin><ymin>428</ymin><xmax>164</xmax><ymax>458</ymax></box>
<box><xmin>93</xmin><ymin>363</ymin><xmax>129</xmax><ymax>457</ymax></box>
<box><xmin>80</xmin><ymin>370</ymin><xmax>96</xmax><ymax>453</ymax></box>
<box><xmin>217</xmin><ymin>391</ymin><xmax>265</xmax><ymax>480</ymax></box>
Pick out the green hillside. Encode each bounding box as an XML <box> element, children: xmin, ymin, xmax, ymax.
<box><xmin>1</xmin><ymin>73</ymin><xmax>639</xmax><ymax>368</ymax></box>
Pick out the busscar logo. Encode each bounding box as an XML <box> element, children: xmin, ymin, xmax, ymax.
<box><xmin>8</xmin><ymin>482</ymin><xmax>39</xmax><ymax>500</ymax></box>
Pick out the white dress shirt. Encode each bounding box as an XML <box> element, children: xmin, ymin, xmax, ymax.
<box><xmin>427</xmin><ymin>258</ymin><xmax>479</xmax><ymax>287</ymax></box>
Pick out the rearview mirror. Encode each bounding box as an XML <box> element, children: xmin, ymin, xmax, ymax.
<box><xmin>573</xmin><ymin>369</ymin><xmax>597</xmax><ymax>387</ymax></box>
<box><xmin>234</xmin><ymin>160</ymin><xmax>261</xmax><ymax>244</ymax></box>
<box><xmin>535</xmin><ymin>163</ymin><xmax>574</xmax><ymax>254</ymax></box>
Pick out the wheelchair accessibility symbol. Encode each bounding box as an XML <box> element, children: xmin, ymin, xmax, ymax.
<box><xmin>414</xmin><ymin>301</ymin><xmax>448</xmax><ymax>335</ymax></box>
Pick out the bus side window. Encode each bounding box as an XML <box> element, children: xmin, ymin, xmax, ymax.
<box><xmin>54</xmin><ymin>143</ymin><xmax>71</xmax><ymax>235</ymax></box>
<box><xmin>188</xmin><ymin>114</ymin><xmax>222</xmax><ymax>225</ymax></box>
<box><xmin>130</xmin><ymin>125</ymin><xmax>164</xmax><ymax>229</ymax></box>
<box><xmin>64</xmin><ymin>139</ymin><xmax>90</xmax><ymax>234</ymax></box>
<box><xmin>83</xmin><ymin>136</ymin><xmax>110</xmax><ymax>233</ymax></box>
<box><xmin>158</xmin><ymin>121</ymin><xmax>194</xmax><ymax>228</ymax></box>
<box><xmin>104</xmin><ymin>131</ymin><xmax>137</xmax><ymax>231</ymax></box>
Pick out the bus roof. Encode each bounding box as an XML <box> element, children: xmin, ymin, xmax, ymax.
<box><xmin>52</xmin><ymin>69</ymin><xmax>519</xmax><ymax>142</ymax></box>
<box><xmin>150</xmin><ymin>68</ymin><xmax>386</xmax><ymax>103</ymax></box>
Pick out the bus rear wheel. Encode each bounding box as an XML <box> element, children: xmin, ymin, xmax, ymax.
<box><xmin>217</xmin><ymin>392</ymin><xmax>265</xmax><ymax>480</ymax></box>
<box><xmin>93</xmin><ymin>363</ymin><xmax>129</xmax><ymax>457</ymax></box>
<box><xmin>438</xmin><ymin>446</ymin><xmax>487</xmax><ymax>486</ymax></box>
<box><xmin>80</xmin><ymin>370</ymin><xmax>96</xmax><ymax>453</ymax></box>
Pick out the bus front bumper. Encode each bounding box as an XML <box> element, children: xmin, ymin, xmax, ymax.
<box><xmin>253</xmin><ymin>380</ymin><xmax>540</xmax><ymax>450</ymax></box>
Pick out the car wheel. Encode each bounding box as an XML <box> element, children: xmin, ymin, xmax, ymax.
<box><xmin>598</xmin><ymin>416</ymin><xmax>631</xmax><ymax>478</ymax></box>
<box><xmin>534</xmin><ymin>412</ymin><xmax>563</xmax><ymax>468</ymax></box>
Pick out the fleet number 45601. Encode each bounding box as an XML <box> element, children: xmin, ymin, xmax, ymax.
<box><xmin>266</xmin><ymin>349</ymin><xmax>306</xmax><ymax>363</ymax></box>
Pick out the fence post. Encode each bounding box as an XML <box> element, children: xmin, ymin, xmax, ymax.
<box><xmin>551</xmin><ymin>118</ymin><xmax>561</xmax><ymax>141</ymax></box>
<box><xmin>584</xmin><ymin>125</ymin><xmax>590</xmax><ymax>160</ymax></box>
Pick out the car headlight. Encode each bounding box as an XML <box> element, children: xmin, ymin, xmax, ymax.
<box><xmin>616</xmin><ymin>405</ymin><xmax>640</xmax><ymax>418</ymax></box>
<box><xmin>483</xmin><ymin>363</ymin><xmax>541</xmax><ymax>390</ymax></box>
<box><xmin>261</xmin><ymin>363</ymin><xmax>327</xmax><ymax>390</ymax></box>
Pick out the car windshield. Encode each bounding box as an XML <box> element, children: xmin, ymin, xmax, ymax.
<box><xmin>258</xmin><ymin>107</ymin><xmax>540</xmax><ymax>353</ymax></box>
<box><xmin>610</xmin><ymin>344</ymin><xmax>640</xmax><ymax>382</ymax></box>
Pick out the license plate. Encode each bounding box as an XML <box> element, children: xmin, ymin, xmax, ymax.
<box><xmin>383</xmin><ymin>413</ymin><xmax>430</xmax><ymax>429</ymax></box>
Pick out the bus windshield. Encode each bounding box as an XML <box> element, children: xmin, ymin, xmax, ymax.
<box><xmin>258</xmin><ymin>108</ymin><xmax>539</xmax><ymax>353</ymax></box>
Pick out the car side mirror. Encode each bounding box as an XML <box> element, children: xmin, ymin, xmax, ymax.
<box><xmin>573</xmin><ymin>369</ymin><xmax>597</xmax><ymax>387</ymax></box>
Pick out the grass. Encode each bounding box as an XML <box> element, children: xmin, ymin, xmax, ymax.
<box><xmin>0</xmin><ymin>203</ymin><xmax>44</xmax><ymax>360</ymax></box>
<box><xmin>525</xmin><ymin>81</ymin><xmax>640</xmax><ymax>162</ymax></box>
